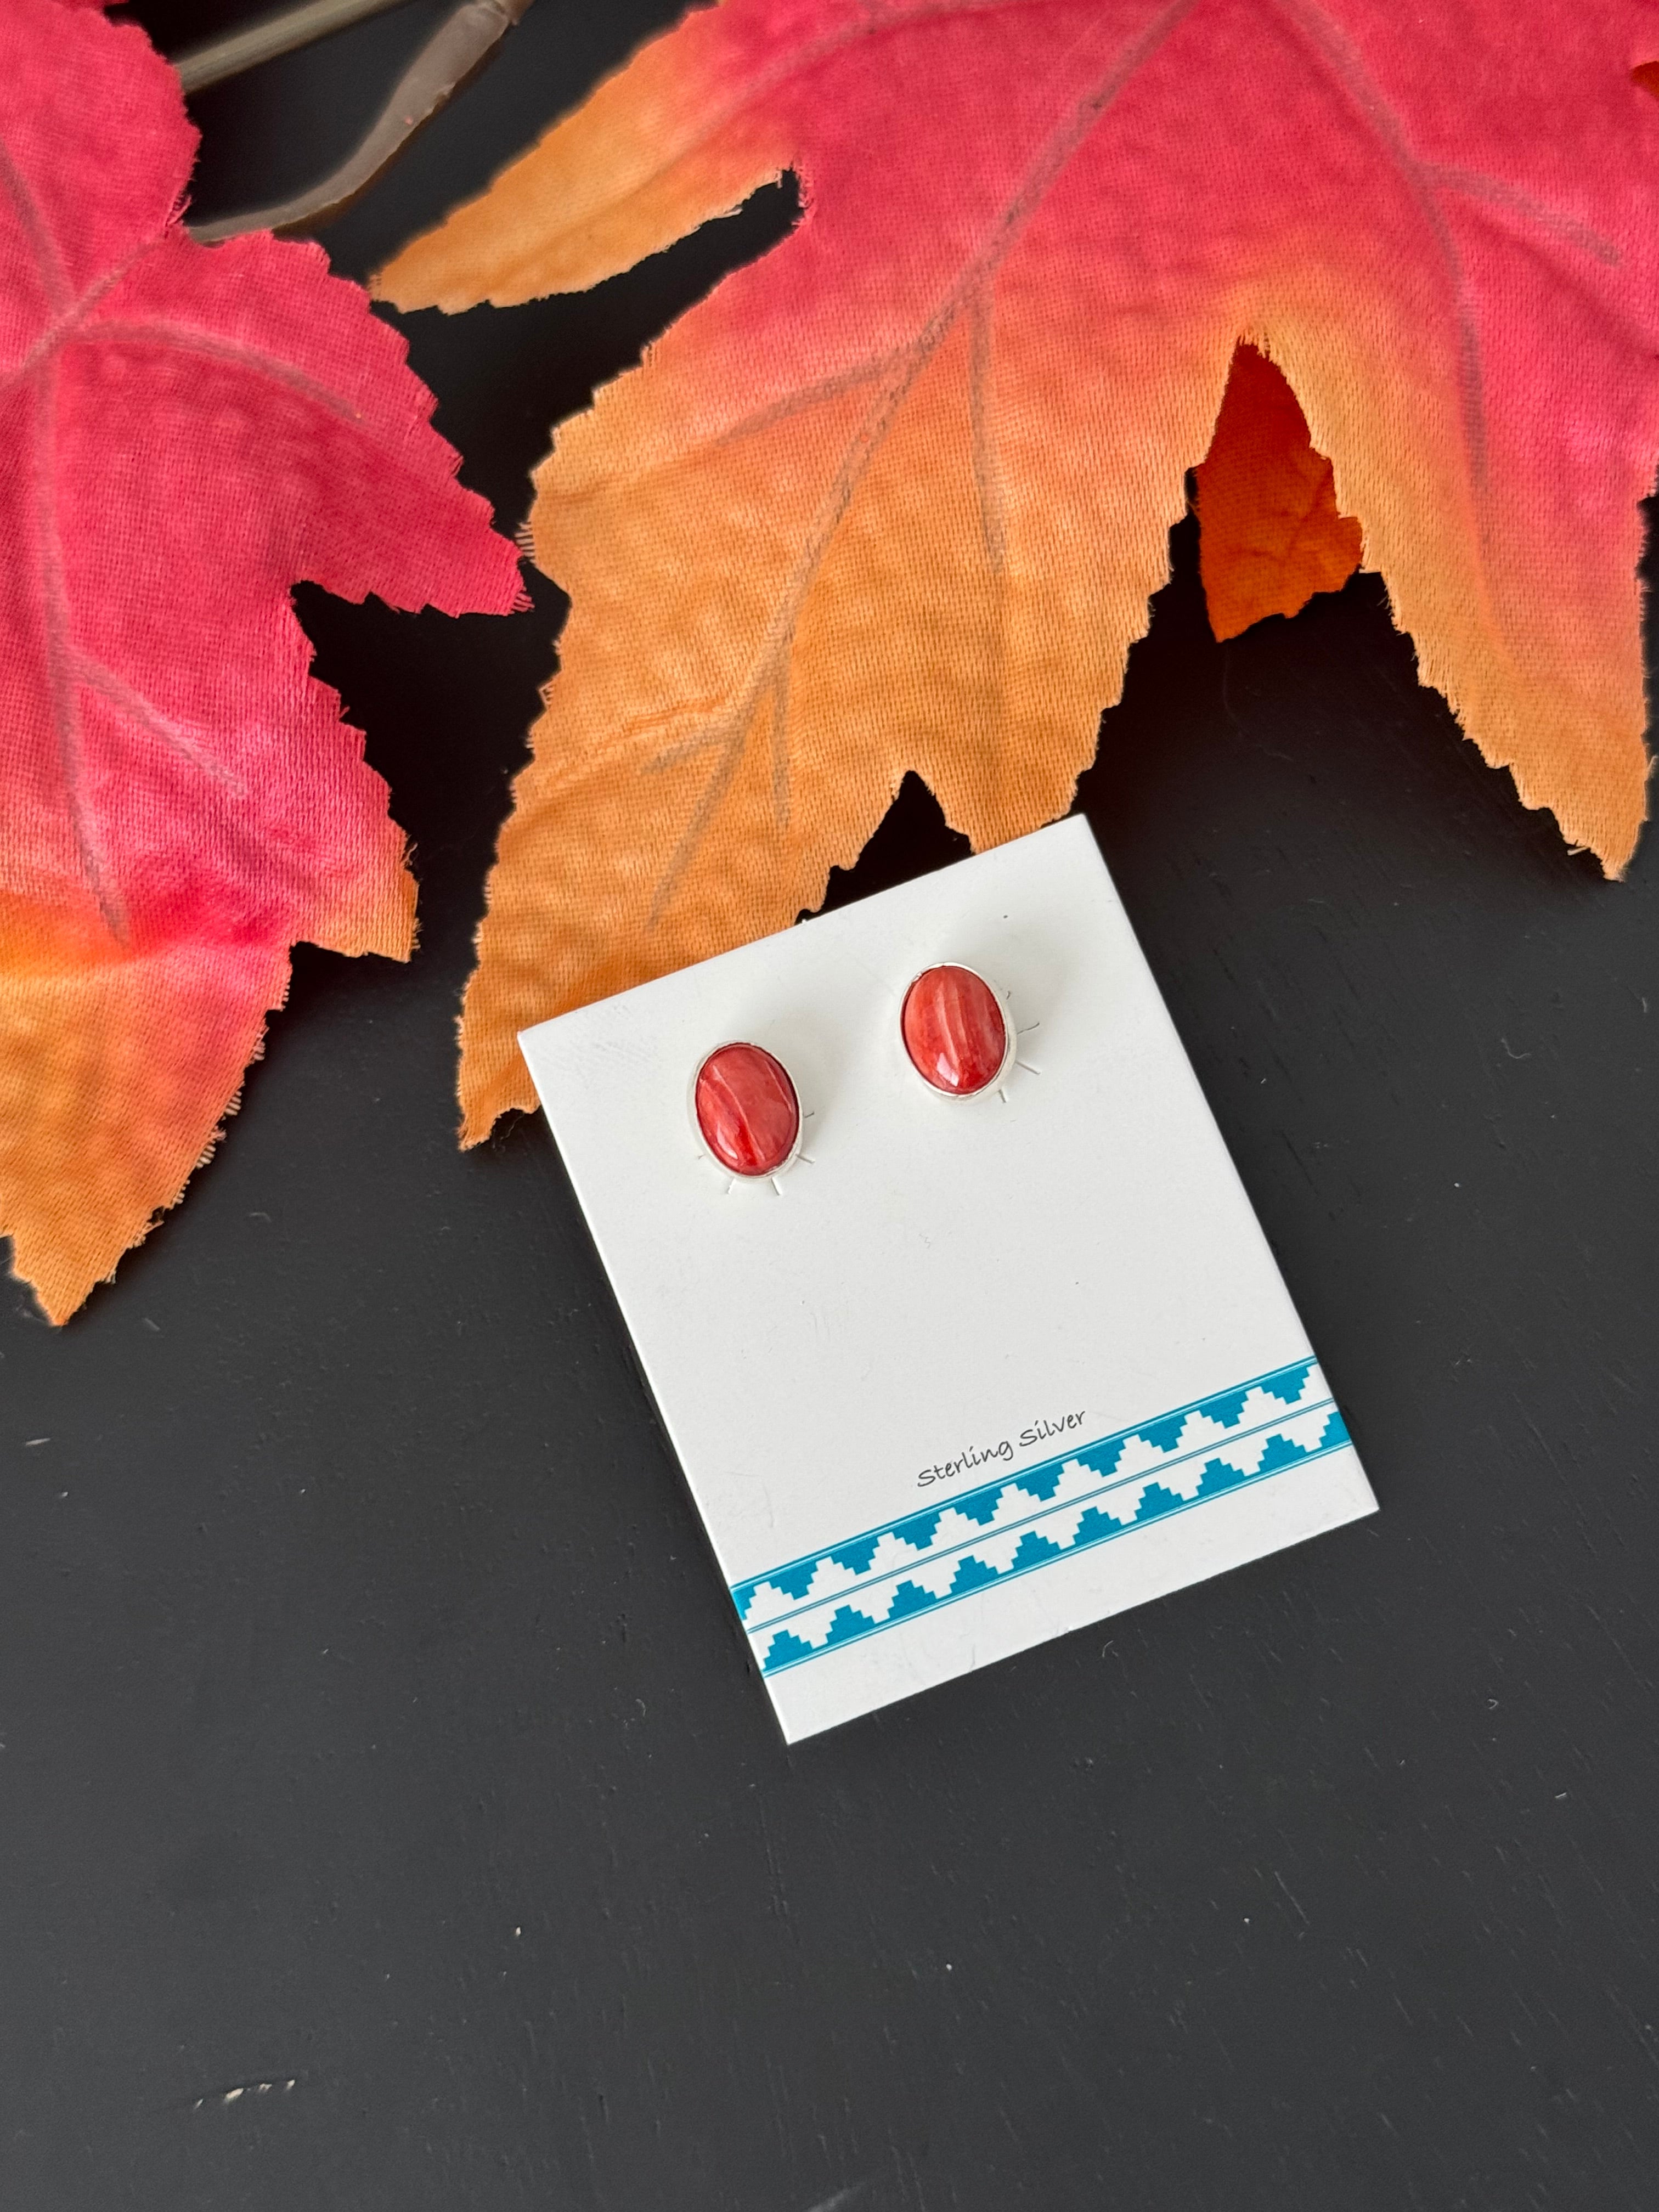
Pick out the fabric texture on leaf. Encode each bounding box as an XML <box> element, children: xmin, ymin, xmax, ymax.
<box><xmin>0</xmin><ymin>0</ymin><xmax>524</xmax><ymax>1321</ymax></box>
<box><xmin>379</xmin><ymin>0</ymin><xmax>1659</xmax><ymax>1142</ymax></box>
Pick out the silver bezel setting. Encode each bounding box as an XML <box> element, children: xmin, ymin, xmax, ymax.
<box><xmin>900</xmin><ymin>964</ymin><xmax>1015</xmax><ymax>1099</ymax></box>
<box><xmin>690</xmin><ymin>1041</ymin><xmax>805</xmax><ymax>1178</ymax></box>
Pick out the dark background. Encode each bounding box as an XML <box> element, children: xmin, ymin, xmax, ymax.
<box><xmin>5</xmin><ymin>4</ymin><xmax>1658</xmax><ymax>2205</ymax></box>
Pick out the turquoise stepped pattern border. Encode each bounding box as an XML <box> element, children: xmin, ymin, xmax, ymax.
<box><xmin>731</xmin><ymin>1359</ymin><xmax>1350</xmax><ymax>1677</ymax></box>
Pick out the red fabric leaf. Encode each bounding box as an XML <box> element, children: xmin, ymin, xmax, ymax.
<box><xmin>0</xmin><ymin>0</ymin><xmax>524</xmax><ymax>1320</ymax></box>
<box><xmin>381</xmin><ymin>0</ymin><xmax>1659</xmax><ymax>1141</ymax></box>
<box><xmin>1194</xmin><ymin>344</ymin><xmax>1364</xmax><ymax>640</ymax></box>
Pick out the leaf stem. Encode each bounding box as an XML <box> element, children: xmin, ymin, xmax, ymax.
<box><xmin>185</xmin><ymin>0</ymin><xmax>534</xmax><ymax>240</ymax></box>
<box><xmin>170</xmin><ymin>0</ymin><xmax>420</xmax><ymax>93</ymax></box>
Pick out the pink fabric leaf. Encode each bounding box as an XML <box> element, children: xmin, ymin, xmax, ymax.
<box><xmin>0</xmin><ymin>0</ymin><xmax>524</xmax><ymax>1320</ymax></box>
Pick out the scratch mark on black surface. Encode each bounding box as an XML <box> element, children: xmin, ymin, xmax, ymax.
<box><xmin>802</xmin><ymin>2186</ymin><xmax>866</xmax><ymax>2212</ymax></box>
<box><xmin>193</xmin><ymin>2076</ymin><xmax>297</xmax><ymax>2109</ymax></box>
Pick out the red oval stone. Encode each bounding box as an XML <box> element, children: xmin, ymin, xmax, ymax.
<box><xmin>694</xmin><ymin>1043</ymin><xmax>800</xmax><ymax>1175</ymax></box>
<box><xmin>902</xmin><ymin>966</ymin><xmax>1009</xmax><ymax>1096</ymax></box>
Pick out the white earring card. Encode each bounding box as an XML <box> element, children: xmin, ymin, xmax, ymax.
<box><xmin>518</xmin><ymin>819</ymin><xmax>1375</xmax><ymax>1741</ymax></box>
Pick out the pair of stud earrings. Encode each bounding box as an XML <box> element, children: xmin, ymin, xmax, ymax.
<box><xmin>692</xmin><ymin>964</ymin><xmax>1026</xmax><ymax>1181</ymax></box>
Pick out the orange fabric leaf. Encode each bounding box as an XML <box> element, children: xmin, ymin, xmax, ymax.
<box><xmin>1194</xmin><ymin>344</ymin><xmax>1364</xmax><ymax>640</ymax></box>
<box><xmin>378</xmin><ymin>0</ymin><xmax>1659</xmax><ymax>1143</ymax></box>
<box><xmin>1</xmin><ymin>1</ymin><xmax>524</xmax><ymax>1320</ymax></box>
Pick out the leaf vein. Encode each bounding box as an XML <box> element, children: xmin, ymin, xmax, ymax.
<box><xmin>648</xmin><ymin>0</ymin><xmax>1201</xmax><ymax>913</ymax></box>
<box><xmin>77</xmin><ymin>320</ymin><xmax>365</xmax><ymax>422</ymax></box>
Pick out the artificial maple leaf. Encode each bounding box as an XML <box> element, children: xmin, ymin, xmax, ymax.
<box><xmin>0</xmin><ymin>0</ymin><xmax>524</xmax><ymax>1322</ymax></box>
<box><xmin>379</xmin><ymin>0</ymin><xmax>1659</xmax><ymax>1141</ymax></box>
<box><xmin>1194</xmin><ymin>344</ymin><xmax>1364</xmax><ymax>640</ymax></box>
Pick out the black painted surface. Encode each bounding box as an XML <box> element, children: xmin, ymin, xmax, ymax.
<box><xmin>6</xmin><ymin>8</ymin><xmax>1659</xmax><ymax>2207</ymax></box>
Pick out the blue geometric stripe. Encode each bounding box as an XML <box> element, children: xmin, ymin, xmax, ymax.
<box><xmin>746</xmin><ymin>1397</ymin><xmax>1331</xmax><ymax>1639</ymax></box>
<box><xmin>754</xmin><ymin>1408</ymin><xmax>1352</xmax><ymax>1675</ymax></box>
<box><xmin>731</xmin><ymin>1357</ymin><xmax>1318</xmax><ymax>1618</ymax></box>
<box><xmin>730</xmin><ymin>1356</ymin><xmax>1319</xmax><ymax>1622</ymax></box>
